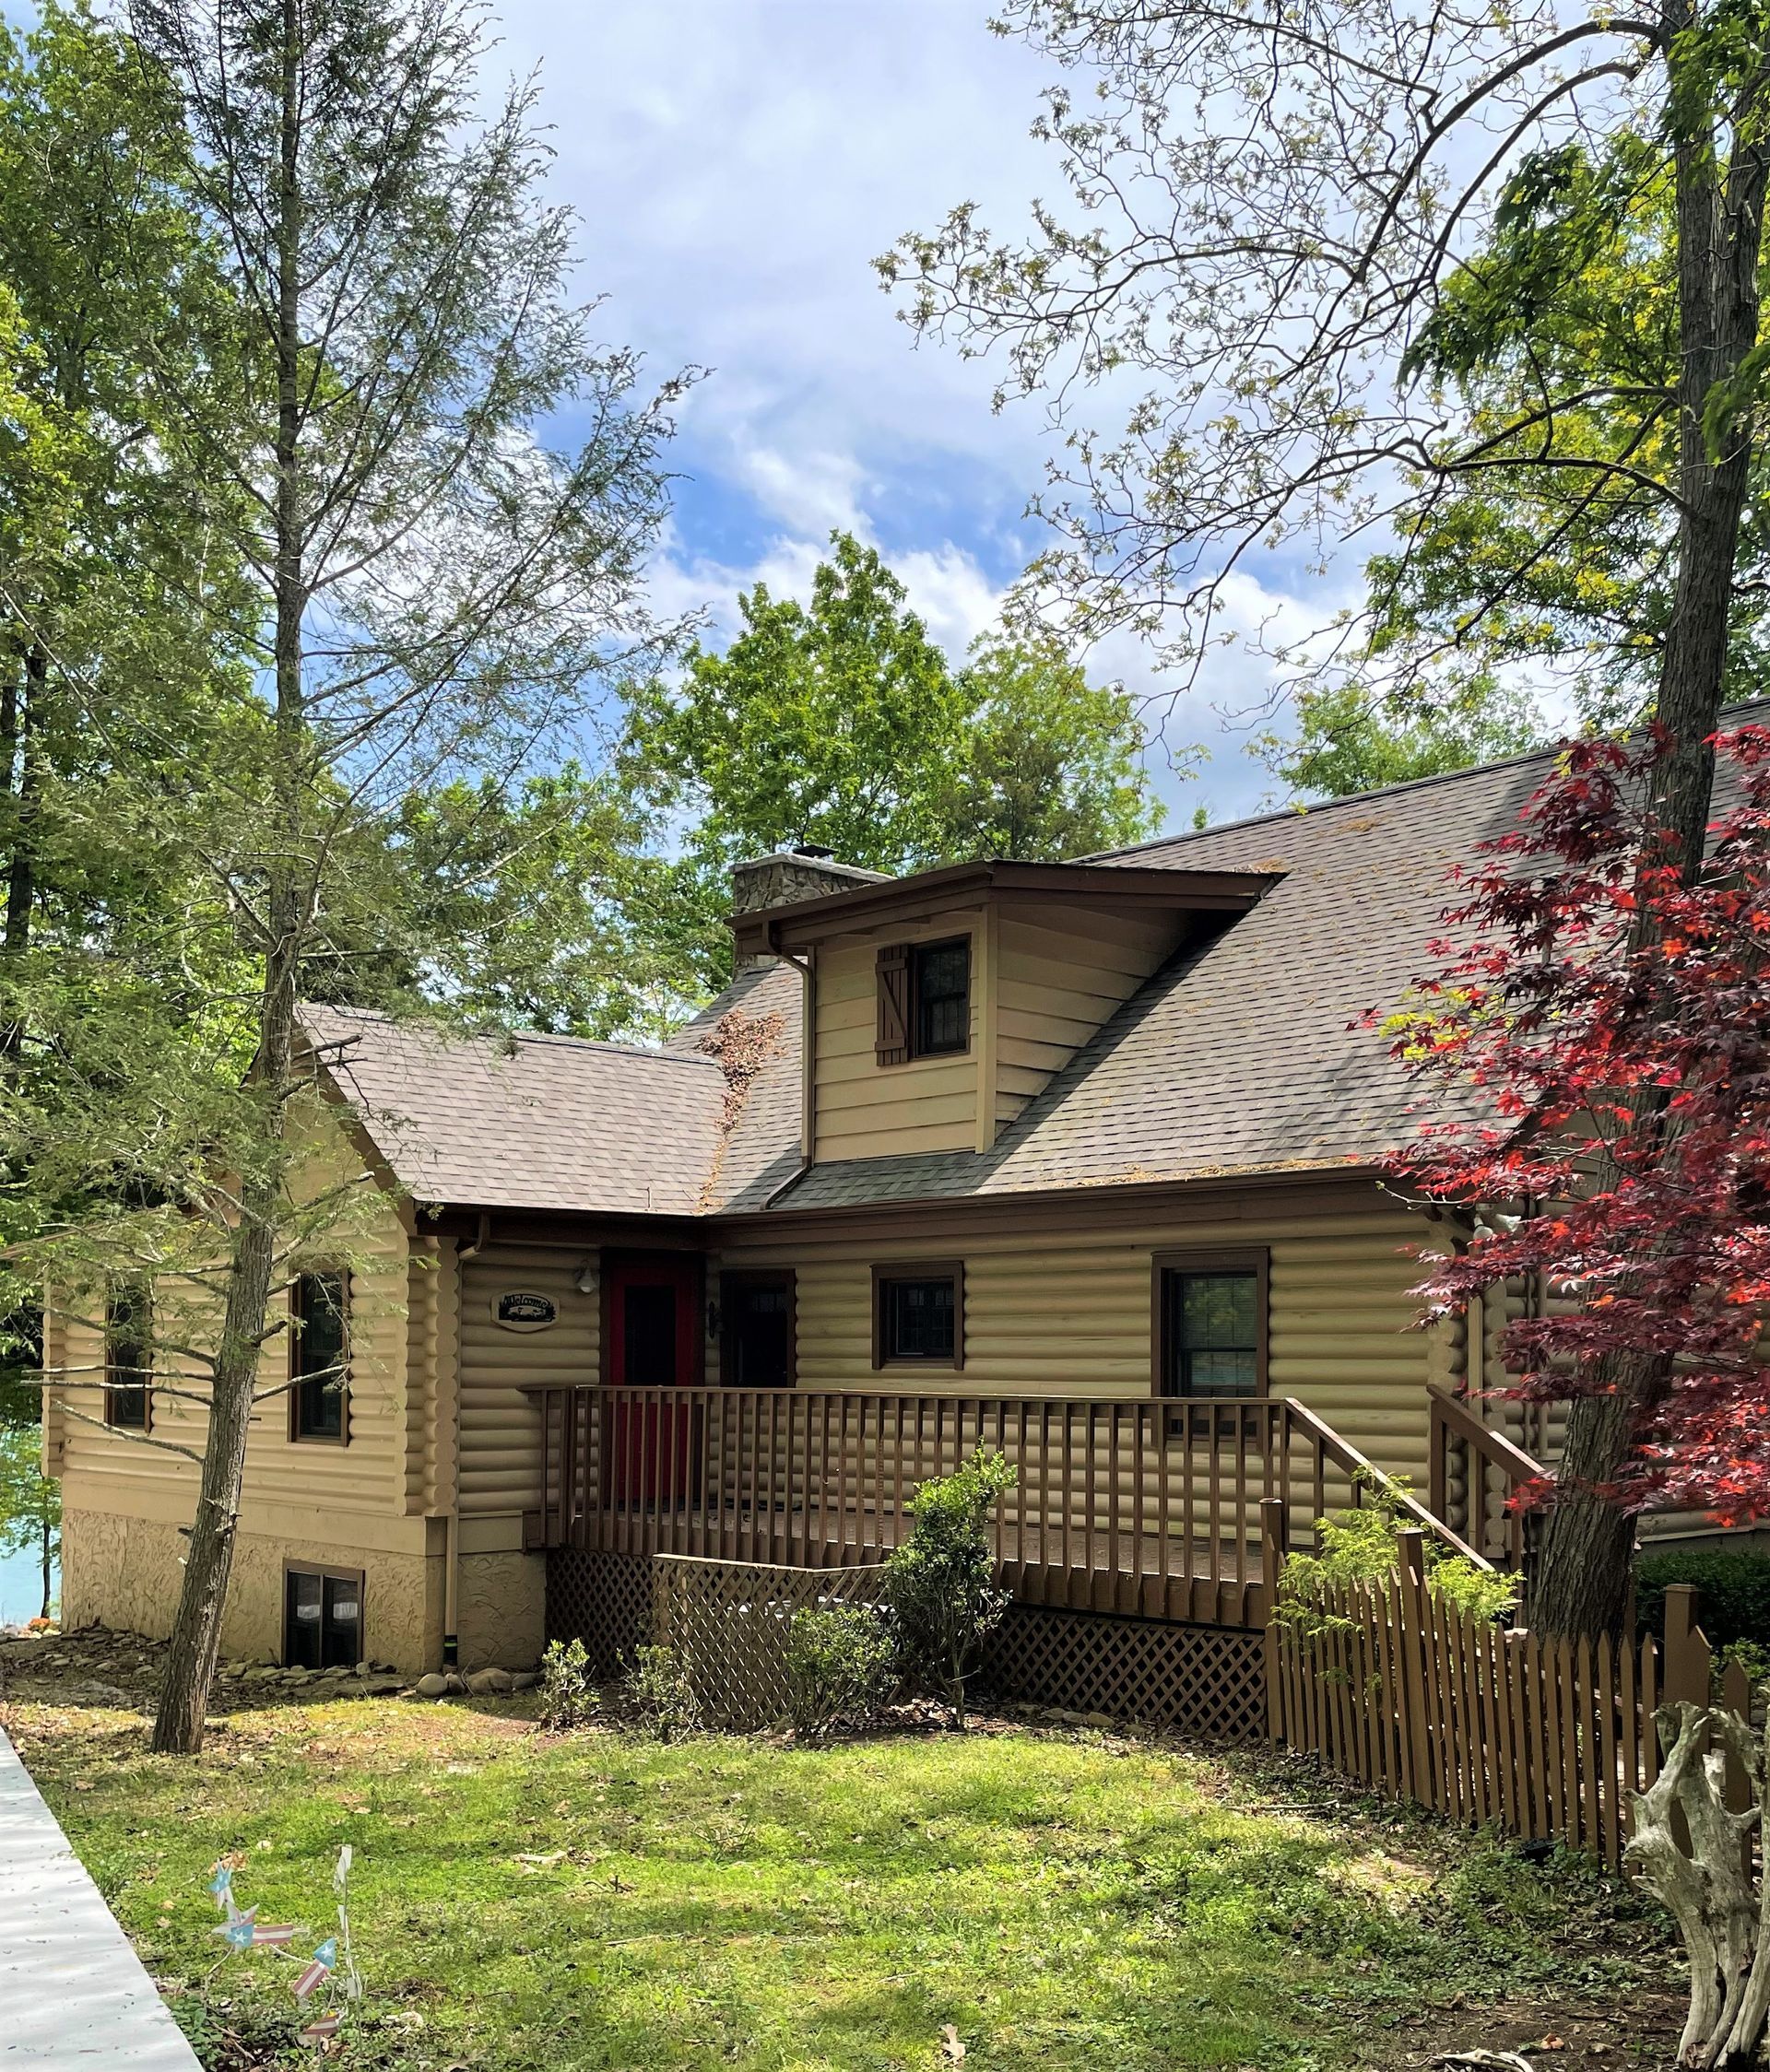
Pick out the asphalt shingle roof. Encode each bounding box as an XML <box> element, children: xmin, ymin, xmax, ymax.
<box><xmin>303</xmin><ymin>711</ymin><xmax>1770</xmax><ymax>1219</ymax></box>
<box><xmin>301</xmin><ymin>1004</ymin><xmax>727</xmax><ymax>1216</ymax></box>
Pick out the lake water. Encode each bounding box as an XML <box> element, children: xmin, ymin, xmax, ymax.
<box><xmin>0</xmin><ymin>1538</ymin><xmax>54</xmax><ymax>1626</ymax></box>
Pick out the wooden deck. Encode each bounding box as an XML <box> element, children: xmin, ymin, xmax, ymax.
<box><xmin>525</xmin><ymin>1386</ymin><xmax>1489</xmax><ymax>1631</ymax></box>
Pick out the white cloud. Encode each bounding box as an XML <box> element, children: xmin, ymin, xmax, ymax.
<box><xmin>499</xmin><ymin>1</ymin><xmax>1360</xmax><ymax>823</ymax></box>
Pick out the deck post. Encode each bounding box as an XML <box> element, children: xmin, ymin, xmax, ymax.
<box><xmin>1260</xmin><ymin>1496</ymin><xmax>1288</xmax><ymax>1743</ymax></box>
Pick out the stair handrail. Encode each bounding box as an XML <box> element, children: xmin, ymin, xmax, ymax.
<box><xmin>1280</xmin><ymin>1395</ymin><xmax>1492</xmax><ymax>1570</ymax></box>
<box><xmin>1427</xmin><ymin>1383</ymin><xmax>1545</xmax><ymax>1571</ymax></box>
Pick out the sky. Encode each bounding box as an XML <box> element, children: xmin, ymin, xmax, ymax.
<box><xmin>490</xmin><ymin>1</ymin><xmax>1339</xmax><ymax>830</ymax></box>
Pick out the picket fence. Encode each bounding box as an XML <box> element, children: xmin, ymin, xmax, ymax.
<box><xmin>1268</xmin><ymin>1530</ymin><xmax>1745</xmax><ymax>1869</ymax></box>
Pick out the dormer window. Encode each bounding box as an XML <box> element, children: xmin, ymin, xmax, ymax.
<box><xmin>876</xmin><ymin>936</ymin><xmax>971</xmax><ymax>1065</ymax></box>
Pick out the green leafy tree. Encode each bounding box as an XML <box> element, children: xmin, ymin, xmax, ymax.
<box><xmin>8</xmin><ymin>0</ymin><xmax>686</xmax><ymax>1753</ymax></box>
<box><xmin>939</xmin><ymin>634</ymin><xmax>1162</xmax><ymax>857</ymax></box>
<box><xmin>631</xmin><ymin>532</ymin><xmax>972</xmax><ymax>872</ymax></box>
<box><xmin>391</xmin><ymin>768</ymin><xmax>708</xmax><ymax>1042</ymax></box>
<box><xmin>1267</xmin><ymin>680</ymin><xmax>1547</xmax><ymax>799</ymax></box>
<box><xmin>627</xmin><ymin>533</ymin><xmax>1162</xmax><ymax>984</ymax></box>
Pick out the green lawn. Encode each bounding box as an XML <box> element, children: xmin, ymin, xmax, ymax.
<box><xmin>11</xmin><ymin>1692</ymin><xmax>1670</xmax><ymax>2072</ymax></box>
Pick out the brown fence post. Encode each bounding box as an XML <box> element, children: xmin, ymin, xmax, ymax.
<box><xmin>1662</xmin><ymin>1583</ymin><xmax>1710</xmax><ymax>1708</ymax></box>
<box><xmin>1394</xmin><ymin>1528</ymin><xmax>1434</xmax><ymax>1810</ymax></box>
<box><xmin>1260</xmin><ymin>1497</ymin><xmax>1288</xmax><ymax>1744</ymax></box>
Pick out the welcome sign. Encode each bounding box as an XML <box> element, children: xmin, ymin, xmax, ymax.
<box><xmin>493</xmin><ymin>1290</ymin><xmax>558</xmax><ymax>1333</ymax></box>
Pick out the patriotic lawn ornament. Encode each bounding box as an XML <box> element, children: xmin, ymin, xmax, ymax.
<box><xmin>202</xmin><ymin>1844</ymin><xmax>363</xmax><ymax>2051</ymax></box>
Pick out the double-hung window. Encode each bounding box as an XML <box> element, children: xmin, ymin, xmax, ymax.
<box><xmin>290</xmin><ymin>1271</ymin><xmax>349</xmax><ymax>1442</ymax></box>
<box><xmin>104</xmin><ymin>1283</ymin><xmax>152</xmax><ymax>1431</ymax></box>
<box><xmin>1155</xmin><ymin>1252</ymin><xmax>1267</xmax><ymax>1399</ymax></box>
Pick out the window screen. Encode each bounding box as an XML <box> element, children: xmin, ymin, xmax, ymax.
<box><xmin>1162</xmin><ymin>1268</ymin><xmax>1261</xmax><ymax>1398</ymax></box>
<box><xmin>284</xmin><ymin>1568</ymin><xmax>362</xmax><ymax>1670</ymax></box>
<box><xmin>879</xmin><ymin>1275</ymin><xmax>958</xmax><ymax>1363</ymax></box>
<box><xmin>912</xmin><ymin>939</ymin><xmax>970</xmax><ymax>1056</ymax></box>
<box><xmin>104</xmin><ymin>1284</ymin><xmax>151</xmax><ymax>1430</ymax></box>
<box><xmin>291</xmin><ymin>1272</ymin><xmax>348</xmax><ymax>1440</ymax></box>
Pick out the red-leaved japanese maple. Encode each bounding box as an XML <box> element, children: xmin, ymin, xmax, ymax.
<box><xmin>1379</xmin><ymin>726</ymin><xmax>1770</xmax><ymax>1634</ymax></box>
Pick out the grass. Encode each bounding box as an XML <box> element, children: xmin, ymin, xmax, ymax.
<box><xmin>10</xmin><ymin>1692</ymin><xmax>1671</xmax><ymax>2072</ymax></box>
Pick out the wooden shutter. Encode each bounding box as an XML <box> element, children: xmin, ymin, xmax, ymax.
<box><xmin>876</xmin><ymin>942</ymin><xmax>910</xmax><ymax>1065</ymax></box>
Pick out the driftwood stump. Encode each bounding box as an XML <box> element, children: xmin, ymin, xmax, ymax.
<box><xmin>1626</xmin><ymin>1702</ymin><xmax>1768</xmax><ymax>2067</ymax></box>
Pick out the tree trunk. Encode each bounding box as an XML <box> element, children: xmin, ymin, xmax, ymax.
<box><xmin>152</xmin><ymin>0</ymin><xmax>309</xmax><ymax>1754</ymax></box>
<box><xmin>0</xmin><ymin>642</ymin><xmax>42</xmax><ymax>1060</ymax></box>
<box><xmin>1530</xmin><ymin>4</ymin><xmax>1770</xmax><ymax>1640</ymax></box>
<box><xmin>39</xmin><ymin>1509</ymin><xmax>51</xmax><ymax>1622</ymax></box>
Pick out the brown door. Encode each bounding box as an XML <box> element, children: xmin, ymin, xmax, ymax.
<box><xmin>605</xmin><ymin>1256</ymin><xmax>700</xmax><ymax>1507</ymax></box>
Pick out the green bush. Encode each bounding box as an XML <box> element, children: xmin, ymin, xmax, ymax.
<box><xmin>783</xmin><ymin>1603</ymin><xmax>898</xmax><ymax>1736</ymax></box>
<box><xmin>881</xmin><ymin>1449</ymin><xmax>1017</xmax><ymax>1727</ymax></box>
<box><xmin>537</xmin><ymin>1637</ymin><xmax>597</xmax><ymax>1731</ymax></box>
<box><xmin>1635</xmin><ymin>1549</ymin><xmax>1770</xmax><ymax>1650</ymax></box>
<box><xmin>628</xmin><ymin>1643</ymin><xmax>699</xmax><ymax>1739</ymax></box>
<box><xmin>1274</xmin><ymin>1471</ymin><xmax>1520</xmax><ymax>1640</ymax></box>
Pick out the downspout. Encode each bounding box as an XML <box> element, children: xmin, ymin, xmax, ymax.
<box><xmin>442</xmin><ymin>1212</ymin><xmax>490</xmax><ymax>1667</ymax></box>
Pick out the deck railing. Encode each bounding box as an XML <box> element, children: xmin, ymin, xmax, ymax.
<box><xmin>1428</xmin><ymin>1383</ymin><xmax>1545</xmax><ymax>1572</ymax></box>
<box><xmin>525</xmin><ymin>1386</ymin><xmax>1489</xmax><ymax>1628</ymax></box>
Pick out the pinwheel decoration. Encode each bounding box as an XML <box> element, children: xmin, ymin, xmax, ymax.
<box><xmin>204</xmin><ymin>1843</ymin><xmax>363</xmax><ymax>2052</ymax></box>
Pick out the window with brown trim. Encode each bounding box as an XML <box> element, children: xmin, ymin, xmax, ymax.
<box><xmin>872</xmin><ymin>1261</ymin><xmax>964</xmax><ymax>1370</ymax></box>
<box><xmin>1153</xmin><ymin>1249</ymin><xmax>1268</xmax><ymax>1399</ymax></box>
<box><xmin>721</xmin><ymin>1269</ymin><xmax>796</xmax><ymax>1388</ymax></box>
<box><xmin>104</xmin><ymin>1283</ymin><xmax>152</xmax><ymax>1432</ymax></box>
<box><xmin>289</xmin><ymin>1271</ymin><xmax>350</xmax><ymax>1443</ymax></box>
<box><xmin>283</xmin><ymin>1563</ymin><xmax>363</xmax><ymax>1669</ymax></box>
<box><xmin>876</xmin><ymin>936</ymin><xmax>971</xmax><ymax>1065</ymax></box>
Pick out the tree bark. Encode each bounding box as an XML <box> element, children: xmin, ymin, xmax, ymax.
<box><xmin>152</xmin><ymin>0</ymin><xmax>307</xmax><ymax>1755</ymax></box>
<box><xmin>1530</xmin><ymin>4</ymin><xmax>1770</xmax><ymax>1641</ymax></box>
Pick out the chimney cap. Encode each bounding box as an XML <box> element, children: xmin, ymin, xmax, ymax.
<box><xmin>792</xmin><ymin>842</ymin><xmax>835</xmax><ymax>860</ymax></box>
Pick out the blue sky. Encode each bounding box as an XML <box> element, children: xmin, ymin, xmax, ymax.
<box><xmin>492</xmin><ymin>1</ymin><xmax>1341</xmax><ymax>830</ymax></box>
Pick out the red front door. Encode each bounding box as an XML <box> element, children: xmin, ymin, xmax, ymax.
<box><xmin>606</xmin><ymin>1256</ymin><xmax>700</xmax><ymax>1506</ymax></box>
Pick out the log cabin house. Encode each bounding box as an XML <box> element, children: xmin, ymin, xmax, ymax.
<box><xmin>44</xmin><ymin>738</ymin><xmax>1621</xmax><ymax>1704</ymax></box>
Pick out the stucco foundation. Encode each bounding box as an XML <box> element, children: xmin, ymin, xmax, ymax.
<box><xmin>61</xmin><ymin>1510</ymin><xmax>445</xmax><ymax>1677</ymax></box>
<box><xmin>456</xmin><ymin>1549</ymin><xmax>545</xmax><ymax>1672</ymax></box>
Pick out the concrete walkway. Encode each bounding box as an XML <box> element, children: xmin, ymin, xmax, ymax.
<box><xmin>0</xmin><ymin>1725</ymin><xmax>202</xmax><ymax>2066</ymax></box>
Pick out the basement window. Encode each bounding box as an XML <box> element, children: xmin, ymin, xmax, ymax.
<box><xmin>283</xmin><ymin>1565</ymin><xmax>363</xmax><ymax>1671</ymax></box>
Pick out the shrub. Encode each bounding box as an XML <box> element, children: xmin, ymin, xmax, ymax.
<box><xmin>881</xmin><ymin>1449</ymin><xmax>1017</xmax><ymax>1727</ymax></box>
<box><xmin>784</xmin><ymin>1603</ymin><xmax>897</xmax><ymax>1736</ymax></box>
<box><xmin>537</xmin><ymin>1638</ymin><xmax>597</xmax><ymax>1731</ymax></box>
<box><xmin>1635</xmin><ymin>1549</ymin><xmax>1770</xmax><ymax>1651</ymax></box>
<box><xmin>628</xmin><ymin>1643</ymin><xmax>698</xmax><ymax>1738</ymax></box>
<box><xmin>1274</xmin><ymin>1471</ymin><xmax>1520</xmax><ymax>1640</ymax></box>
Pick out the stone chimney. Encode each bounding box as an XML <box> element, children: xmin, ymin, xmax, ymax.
<box><xmin>729</xmin><ymin>846</ymin><xmax>892</xmax><ymax>968</ymax></box>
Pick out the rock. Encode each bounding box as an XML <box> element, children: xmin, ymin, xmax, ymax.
<box><xmin>355</xmin><ymin>1660</ymin><xmax>372</xmax><ymax>1677</ymax></box>
<box><xmin>365</xmin><ymin>1675</ymin><xmax>403</xmax><ymax>1696</ymax></box>
<box><xmin>466</xmin><ymin>1667</ymin><xmax>513</xmax><ymax>1696</ymax></box>
<box><xmin>415</xmin><ymin>1672</ymin><xmax>450</xmax><ymax>1699</ymax></box>
<box><xmin>244</xmin><ymin>1666</ymin><xmax>280</xmax><ymax>1683</ymax></box>
<box><xmin>1084</xmin><ymin>1713</ymin><xmax>1117</xmax><ymax>1731</ymax></box>
<box><xmin>509</xmin><ymin>1672</ymin><xmax>538</xmax><ymax>1692</ymax></box>
<box><xmin>442</xmin><ymin>1671</ymin><xmax>468</xmax><ymax>1695</ymax></box>
<box><xmin>279</xmin><ymin>1667</ymin><xmax>311</xmax><ymax>1684</ymax></box>
<box><xmin>68</xmin><ymin>1681</ymin><xmax>132</xmax><ymax>1706</ymax></box>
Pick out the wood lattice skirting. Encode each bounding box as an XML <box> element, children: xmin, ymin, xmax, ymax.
<box><xmin>546</xmin><ymin>1547</ymin><xmax>653</xmax><ymax>1681</ymax></box>
<box><xmin>548</xmin><ymin>1548</ymin><xmax>1268</xmax><ymax>1740</ymax></box>
<box><xmin>981</xmin><ymin>1604</ymin><xmax>1268</xmax><ymax>1744</ymax></box>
